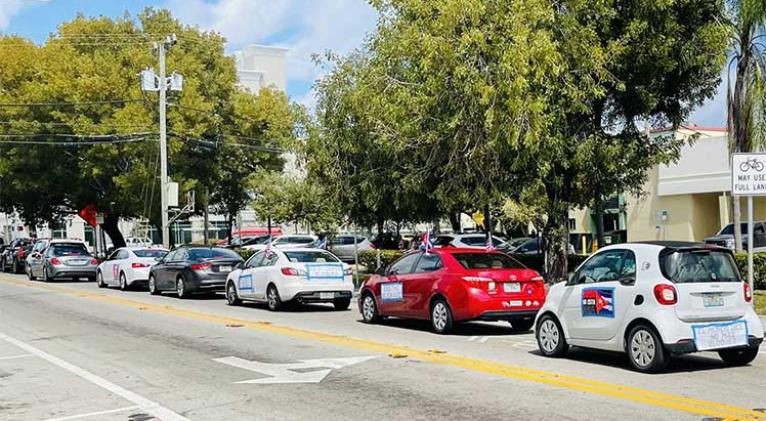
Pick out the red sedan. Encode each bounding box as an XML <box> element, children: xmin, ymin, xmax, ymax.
<box><xmin>359</xmin><ymin>248</ymin><xmax>546</xmax><ymax>333</ymax></box>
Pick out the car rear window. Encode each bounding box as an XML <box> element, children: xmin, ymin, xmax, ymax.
<box><xmin>133</xmin><ymin>249</ymin><xmax>168</xmax><ymax>258</ymax></box>
<box><xmin>434</xmin><ymin>236</ymin><xmax>453</xmax><ymax>246</ymax></box>
<box><xmin>452</xmin><ymin>253</ymin><xmax>525</xmax><ymax>269</ymax></box>
<box><xmin>188</xmin><ymin>248</ymin><xmax>241</xmax><ymax>261</ymax></box>
<box><xmin>51</xmin><ymin>245</ymin><xmax>89</xmax><ymax>257</ymax></box>
<box><xmin>284</xmin><ymin>251</ymin><xmax>339</xmax><ymax>263</ymax></box>
<box><xmin>660</xmin><ymin>249</ymin><xmax>741</xmax><ymax>283</ymax></box>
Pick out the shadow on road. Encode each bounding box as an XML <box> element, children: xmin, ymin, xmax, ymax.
<box><xmin>354</xmin><ymin>317</ymin><xmax>529</xmax><ymax>336</ymax></box>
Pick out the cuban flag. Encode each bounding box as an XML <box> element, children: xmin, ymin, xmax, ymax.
<box><xmin>582</xmin><ymin>288</ymin><xmax>614</xmax><ymax>317</ymax></box>
<box><xmin>264</xmin><ymin>235</ymin><xmax>273</xmax><ymax>257</ymax></box>
<box><xmin>419</xmin><ymin>232</ymin><xmax>434</xmax><ymax>253</ymax></box>
<box><xmin>486</xmin><ymin>236</ymin><xmax>496</xmax><ymax>251</ymax></box>
<box><xmin>317</xmin><ymin>236</ymin><xmax>328</xmax><ymax>250</ymax></box>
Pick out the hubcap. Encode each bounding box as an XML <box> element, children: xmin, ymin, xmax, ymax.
<box><xmin>268</xmin><ymin>288</ymin><xmax>277</xmax><ymax>307</ymax></box>
<box><xmin>538</xmin><ymin>319</ymin><xmax>560</xmax><ymax>353</ymax></box>
<box><xmin>432</xmin><ymin>302</ymin><xmax>448</xmax><ymax>331</ymax></box>
<box><xmin>177</xmin><ymin>279</ymin><xmax>184</xmax><ymax>296</ymax></box>
<box><xmin>363</xmin><ymin>296</ymin><xmax>375</xmax><ymax>320</ymax></box>
<box><xmin>227</xmin><ymin>284</ymin><xmax>236</xmax><ymax>303</ymax></box>
<box><xmin>630</xmin><ymin>330</ymin><xmax>656</xmax><ymax>367</ymax></box>
<box><xmin>120</xmin><ymin>274</ymin><xmax>126</xmax><ymax>288</ymax></box>
<box><xmin>149</xmin><ymin>277</ymin><xmax>155</xmax><ymax>292</ymax></box>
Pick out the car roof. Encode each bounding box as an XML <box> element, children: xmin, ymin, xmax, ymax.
<box><xmin>599</xmin><ymin>241</ymin><xmax>728</xmax><ymax>253</ymax></box>
<box><xmin>280</xmin><ymin>247</ymin><xmax>333</xmax><ymax>253</ymax></box>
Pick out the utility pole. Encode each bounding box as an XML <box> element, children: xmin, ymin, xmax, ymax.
<box><xmin>158</xmin><ymin>40</ymin><xmax>169</xmax><ymax>249</ymax></box>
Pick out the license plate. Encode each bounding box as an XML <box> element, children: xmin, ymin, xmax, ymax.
<box><xmin>503</xmin><ymin>282</ymin><xmax>521</xmax><ymax>293</ymax></box>
<box><xmin>692</xmin><ymin>321</ymin><xmax>748</xmax><ymax>351</ymax></box>
<box><xmin>320</xmin><ymin>292</ymin><xmax>335</xmax><ymax>300</ymax></box>
<box><xmin>218</xmin><ymin>265</ymin><xmax>232</xmax><ymax>272</ymax></box>
<box><xmin>703</xmin><ymin>294</ymin><xmax>724</xmax><ymax>307</ymax></box>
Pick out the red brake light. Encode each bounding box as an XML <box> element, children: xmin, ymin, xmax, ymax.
<box><xmin>132</xmin><ymin>262</ymin><xmax>150</xmax><ymax>269</ymax></box>
<box><xmin>653</xmin><ymin>284</ymin><xmax>677</xmax><ymax>305</ymax></box>
<box><xmin>191</xmin><ymin>263</ymin><xmax>212</xmax><ymax>271</ymax></box>
<box><xmin>50</xmin><ymin>257</ymin><xmax>61</xmax><ymax>266</ymax></box>
<box><xmin>744</xmin><ymin>282</ymin><xmax>752</xmax><ymax>303</ymax></box>
<box><xmin>18</xmin><ymin>249</ymin><xmax>25</xmax><ymax>259</ymax></box>
<box><xmin>281</xmin><ymin>267</ymin><xmax>307</xmax><ymax>276</ymax></box>
<box><xmin>90</xmin><ymin>258</ymin><xmax>99</xmax><ymax>265</ymax></box>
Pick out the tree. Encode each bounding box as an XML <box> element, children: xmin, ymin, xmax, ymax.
<box><xmin>0</xmin><ymin>9</ymin><xmax>298</xmax><ymax>248</ymax></box>
<box><xmin>727</xmin><ymin>0</ymin><xmax>766</xmax><ymax>251</ymax></box>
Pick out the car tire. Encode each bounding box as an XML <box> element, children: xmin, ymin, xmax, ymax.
<box><xmin>718</xmin><ymin>347</ymin><xmax>759</xmax><ymax>366</ymax></box>
<box><xmin>430</xmin><ymin>299</ymin><xmax>454</xmax><ymax>334</ymax></box>
<box><xmin>509</xmin><ymin>318</ymin><xmax>535</xmax><ymax>332</ymax></box>
<box><xmin>148</xmin><ymin>275</ymin><xmax>159</xmax><ymax>295</ymax></box>
<box><xmin>266</xmin><ymin>284</ymin><xmax>282</xmax><ymax>311</ymax></box>
<box><xmin>176</xmin><ymin>276</ymin><xmax>189</xmax><ymax>299</ymax></box>
<box><xmin>96</xmin><ymin>271</ymin><xmax>106</xmax><ymax>288</ymax></box>
<box><xmin>119</xmin><ymin>272</ymin><xmax>128</xmax><ymax>291</ymax></box>
<box><xmin>226</xmin><ymin>281</ymin><xmax>241</xmax><ymax>306</ymax></box>
<box><xmin>13</xmin><ymin>259</ymin><xmax>21</xmax><ymax>274</ymax></box>
<box><xmin>626</xmin><ymin>324</ymin><xmax>669</xmax><ymax>373</ymax></box>
<box><xmin>361</xmin><ymin>293</ymin><xmax>379</xmax><ymax>323</ymax></box>
<box><xmin>333</xmin><ymin>298</ymin><xmax>351</xmax><ymax>311</ymax></box>
<box><xmin>0</xmin><ymin>258</ymin><xmax>6</xmax><ymax>273</ymax></box>
<box><xmin>26</xmin><ymin>264</ymin><xmax>36</xmax><ymax>281</ymax></box>
<box><xmin>41</xmin><ymin>266</ymin><xmax>50</xmax><ymax>283</ymax></box>
<box><xmin>536</xmin><ymin>314</ymin><xmax>568</xmax><ymax>357</ymax></box>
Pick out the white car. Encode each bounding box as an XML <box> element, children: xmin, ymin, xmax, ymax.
<box><xmin>225</xmin><ymin>247</ymin><xmax>353</xmax><ymax>311</ymax></box>
<box><xmin>96</xmin><ymin>247</ymin><xmax>168</xmax><ymax>290</ymax></box>
<box><xmin>535</xmin><ymin>241</ymin><xmax>764</xmax><ymax>373</ymax></box>
<box><xmin>434</xmin><ymin>233</ymin><xmax>506</xmax><ymax>249</ymax></box>
<box><xmin>270</xmin><ymin>235</ymin><xmax>318</xmax><ymax>249</ymax></box>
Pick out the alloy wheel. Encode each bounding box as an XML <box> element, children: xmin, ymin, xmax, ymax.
<box><xmin>630</xmin><ymin>329</ymin><xmax>656</xmax><ymax>368</ymax></box>
<box><xmin>176</xmin><ymin>278</ymin><xmax>185</xmax><ymax>297</ymax></box>
<box><xmin>362</xmin><ymin>296</ymin><xmax>376</xmax><ymax>321</ymax></box>
<box><xmin>120</xmin><ymin>273</ymin><xmax>127</xmax><ymax>290</ymax></box>
<box><xmin>538</xmin><ymin>319</ymin><xmax>560</xmax><ymax>353</ymax></box>
<box><xmin>432</xmin><ymin>302</ymin><xmax>448</xmax><ymax>332</ymax></box>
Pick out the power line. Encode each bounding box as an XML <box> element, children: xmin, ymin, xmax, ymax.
<box><xmin>0</xmin><ymin>99</ymin><xmax>145</xmax><ymax>108</ymax></box>
<box><xmin>0</xmin><ymin>137</ymin><xmax>149</xmax><ymax>146</ymax></box>
<box><xmin>0</xmin><ymin>132</ymin><xmax>157</xmax><ymax>139</ymax></box>
<box><xmin>0</xmin><ymin>121</ymin><xmax>153</xmax><ymax>128</ymax></box>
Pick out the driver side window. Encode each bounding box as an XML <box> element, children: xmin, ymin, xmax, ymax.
<box><xmin>387</xmin><ymin>253</ymin><xmax>419</xmax><ymax>276</ymax></box>
<box><xmin>574</xmin><ymin>250</ymin><xmax>630</xmax><ymax>285</ymax></box>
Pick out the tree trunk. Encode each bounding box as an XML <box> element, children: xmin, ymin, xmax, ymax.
<box><xmin>376</xmin><ymin>214</ymin><xmax>384</xmax><ymax>237</ymax></box>
<box><xmin>544</xmin><ymin>203</ymin><xmax>569</xmax><ymax>283</ymax></box>
<box><xmin>594</xmin><ymin>198</ymin><xmax>605</xmax><ymax>250</ymax></box>
<box><xmin>203</xmin><ymin>189</ymin><xmax>209</xmax><ymax>246</ymax></box>
<box><xmin>100</xmin><ymin>213</ymin><xmax>125</xmax><ymax>249</ymax></box>
<box><xmin>448</xmin><ymin>212</ymin><xmax>461</xmax><ymax>232</ymax></box>
<box><xmin>226</xmin><ymin>213</ymin><xmax>233</xmax><ymax>245</ymax></box>
<box><xmin>732</xmin><ymin>31</ymin><xmax>751</xmax><ymax>252</ymax></box>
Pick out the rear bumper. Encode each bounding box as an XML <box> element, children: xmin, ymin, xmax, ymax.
<box><xmin>477</xmin><ymin>310</ymin><xmax>539</xmax><ymax>321</ymax></box>
<box><xmin>49</xmin><ymin>267</ymin><xmax>96</xmax><ymax>279</ymax></box>
<box><xmin>665</xmin><ymin>336</ymin><xmax>763</xmax><ymax>355</ymax></box>
<box><xmin>293</xmin><ymin>290</ymin><xmax>353</xmax><ymax>303</ymax></box>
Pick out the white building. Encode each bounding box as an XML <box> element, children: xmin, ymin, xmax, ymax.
<box><xmin>233</xmin><ymin>45</ymin><xmax>288</xmax><ymax>93</ymax></box>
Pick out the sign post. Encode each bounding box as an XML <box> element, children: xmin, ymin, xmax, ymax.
<box><xmin>731</xmin><ymin>153</ymin><xmax>766</xmax><ymax>301</ymax></box>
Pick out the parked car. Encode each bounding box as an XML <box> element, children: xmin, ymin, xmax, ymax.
<box><xmin>28</xmin><ymin>241</ymin><xmax>98</xmax><ymax>282</ymax></box>
<box><xmin>535</xmin><ymin>241</ymin><xmax>764</xmax><ymax>373</ymax></box>
<box><xmin>509</xmin><ymin>238</ymin><xmax>576</xmax><ymax>255</ymax></box>
<box><xmin>1</xmin><ymin>238</ymin><xmax>33</xmax><ymax>274</ymax></box>
<box><xmin>327</xmin><ymin>235</ymin><xmax>374</xmax><ymax>262</ymax></box>
<box><xmin>704</xmin><ymin>222</ymin><xmax>766</xmax><ymax>251</ymax></box>
<box><xmin>434</xmin><ymin>234</ymin><xmax>506</xmax><ymax>249</ymax></box>
<box><xmin>25</xmin><ymin>238</ymin><xmax>52</xmax><ymax>277</ymax></box>
<box><xmin>225</xmin><ymin>248</ymin><xmax>354</xmax><ymax>311</ymax></box>
<box><xmin>97</xmin><ymin>247</ymin><xmax>168</xmax><ymax>290</ymax></box>
<box><xmin>237</xmin><ymin>235</ymin><xmax>278</xmax><ymax>250</ymax></box>
<box><xmin>148</xmin><ymin>246</ymin><xmax>243</xmax><ymax>298</ymax></box>
<box><xmin>270</xmin><ymin>235</ymin><xmax>318</xmax><ymax>249</ymax></box>
<box><xmin>359</xmin><ymin>248</ymin><xmax>546</xmax><ymax>334</ymax></box>
<box><xmin>125</xmin><ymin>237</ymin><xmax>154</xmax><ymax>247</ymax></box>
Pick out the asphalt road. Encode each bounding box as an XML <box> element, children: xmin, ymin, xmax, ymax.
<box><xmin>1</xmin><ymin>273</ymin><xmax>765</xmax><ymax>421</ymax></box>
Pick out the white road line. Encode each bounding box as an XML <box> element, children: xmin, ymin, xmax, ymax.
<box><xmin>0</xmin><ymin>353</ymin><xmax>34</xmax><ymax>361</ymax></box>
<box><xmin>478</xmin><ymin>336</ymin><xmax>490</xmax><ymax>343</ymax></box>
<box><xmin>0</xmin><ymin>331</ymin><xmax>190</xmax><ymax>421</ymax></box>
<box><xmin>467</xmin><ymin>336</ymin><xmax>478</xmax><ymax>341</ymax></box>
<box><xmin>42</xmin><ymin>405</ymin><xmax>140</xmax><ymax>421</ymax></box>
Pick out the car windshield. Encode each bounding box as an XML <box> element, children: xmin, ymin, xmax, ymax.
<box><xmin>133</xmin><ymin>249</ymin><xmax>167</xmax><ymax>258</ymax></box>
<box><xmin>452</xmin><ymin>253</ymin><xmax>526</xmax><ymax>269</ymax></box>
<box><xmin>51</xmin><ymin>245</ymin><xmax>89</xmax><ymax>257</ymax></box>
<box><xmin>188</xmin><ymin>248</ymin><xmax>241</xmax><ymax>261</ymax></box>
<box><xmin>661</xmin><ymin>249</ymin><xmax>741</xmax><ymax>283</ymax></box>
<box><xmin>719</xmin><ymin>224</ymin><xmax>748</xmax><ymax>235</ymax></box>
<box><xmin>284</xmin><ymin>251</ymin><xmax>339</xmax><ymax>263</ymax></box>
<box><xmin>275</xmin><ymin>237</ymin><xmax>314</xmax><ymax>244</ymax></box>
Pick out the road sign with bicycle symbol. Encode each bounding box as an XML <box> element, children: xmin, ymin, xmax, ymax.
<box><xmin>739</xmin><ymin>157</ymin><xmax>765</xmax><ymax>173</ymax></box>
<box><xmin>733</xmin><ymin>153</ymin><xmax>766</xmax><ymax>196</ymax></box>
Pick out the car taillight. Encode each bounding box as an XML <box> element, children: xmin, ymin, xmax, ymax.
<box><xmin>132</xmin><ymin>262</ymin><xmax>150</xmax><ymax>268</ymax></box>
<box><xmin>653</xmin><ymin>284</ymin><xmax>677</xmax><ymax>305</ymax></box>
<box><xmin>50</xmin><ymin>257</ymin><xmax>61</xmax><ymax>266</ymax></box>
<box><xmin>18</xmin><ymin>249</ymin><xmax>25</xmax><ymax>259</ymax></box>
<box><xmin>744</xmin><ymin>282</ymin><xmax>752</xmax><ymax>303</ymax></box>
<box><xmin>90</xmin><ymin>258</ymin><xmax>99</xmax><ymax>265</ymax></box>
<box><xmin>281</xmin><ymin>267</ymin><xmax>307</xmax><ymax>276</ymax></box>
<box><xmin>191</xmin><ymin>263</ymin><xmax>212</xmax><ymax>271</ymax></box>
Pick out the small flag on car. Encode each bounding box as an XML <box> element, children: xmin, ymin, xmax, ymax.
<box><xmin>419</xmin><ymin>232</ymin><xmax>433</xmax><ymax>254</ymax></box>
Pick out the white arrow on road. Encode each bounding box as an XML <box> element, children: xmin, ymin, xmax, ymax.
<box><xmin>213</xmin><ymin>355</ymin><xmax>377</xmax><ymax>384</ymax></box>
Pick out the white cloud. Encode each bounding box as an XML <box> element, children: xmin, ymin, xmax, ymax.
<box><xmin>689</xmin><ymin>74</ymin><xmax>727</xmax><ymax>128</ymax></box>
<box><xmin>0</xmin><ymin>0</ymin><xmax>24</xmax><ymax>31</ymax></box>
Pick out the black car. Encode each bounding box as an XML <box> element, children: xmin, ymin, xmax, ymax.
<box><xmin>148</xmin><ymin>246</ymin><xmax>243</xmax><ymax>298</ymax></box>
<box><xmin>1</xmin><ymin>238</ymin><xmax>33</xmax><ymax>274</ymax></box>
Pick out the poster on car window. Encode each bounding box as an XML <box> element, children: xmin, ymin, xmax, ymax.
<box><xmin>306</xmin><ymin>264</ymin><xmax>344</xmax><ymax>281</ymax></box>
<box><xmin>381</xmin><ymin>282</ymin><xmax>403</xmax><ymax>302</ymax></box>
<box><xmin>692</xmin><ymin>320</ymin><xmax>748</xmax><ymax>351</ymax></box>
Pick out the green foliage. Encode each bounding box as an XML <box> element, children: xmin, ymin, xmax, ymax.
<box><xmin>234</xmin><ymin>247</ymin><xmax>256</xmax><ymax>261</ymax></box>
<box><xmin>358</xmin><ymin>249</ymin><xmax>405</xmax><ymax>271</ymax></box>
<box><xmin>734</xmin><ymin>252</ymin><xmax>766</xmax><ymax>290</ymax></box>
<box><xmin>510</xmin><ymin>254</ymin><xmax>589</xmax><ymax>278</ymax></box>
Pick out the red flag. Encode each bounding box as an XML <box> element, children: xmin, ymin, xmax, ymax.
<box><xmin>78</xmin><ymin>204</ymin><xmax>98</xmax><ymax>227</ymax></box>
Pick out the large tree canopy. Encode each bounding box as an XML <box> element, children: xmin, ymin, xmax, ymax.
<box><xmin>0</xmin><ymin>9</ymin><xmax>298</xmax><ymax>247</ymax></box>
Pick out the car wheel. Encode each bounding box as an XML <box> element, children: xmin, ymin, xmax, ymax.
<box><xmin>148</xmin><ymin>275</ymin><xmax>159</xmax><ymax>295</ymax></box>
<box><xmin>536</xmin><ymin>314</ymin><xmax>568</xmax><ymax>357</ymax></box>
<box><xmin>176</xmin><ymin>276</ymin><xmax>189</xmax><ymax>299</ymax></box>
<box><xmin>41</xmin><ymin>266</ymin><xmax>50</xmax><ymax>282</ymax></box>
<box><xmin>13</xmin><ymin>259</ymin><xmax>21</xmax><ymax>274</ymax></box>
<box><xmin>226</xmin><ymin>281</ymin><xmax>241</xmax><ymax>306</ymax></box>
<box><xmin>718</xmin><ymin>347</ymin><xmax>759</xmax><ymax>366</ymax></box>
<box><xmin>430</xmin><ymin>299</ymin><xmax>454</xmax><ymax>334</ymax></box>
<box><xmin>26</xmin><ymin>264</ymin><xmax>35</xmax><ymax>281</ymax></box>
<box><xmin>627</xmin><ymin>324</ymin><xmax>669</xmax><ymax>373</ymax></box>
<box><xmin>119</xmin><ymin>272</ymin><xmax>128</xmax><ymax>291</ymax></box>
<box><xmin>96</xmin><ymin>271</ymin><xmax>106</xmax><ymax>288</ymax></box>
<box><xmin>0</xmin><ymin>258</ymin><xmax>5</xmax><ymax>273</ymax></box>
<box><xmin>333</xmin><ymin>298</ymin><xmax>351</xmax><ymax>311</ymax></box>
<box><xmin>509</xmin><ymin>318</ymin><xmax>535</xmax><ymax>333</ymax></box>
<box><xmin>361</xmin><ymin>293</ymin><xmax>379</xmax><ymax>323</ymax></box>
<box><xmin>266</xmin><ymin>284</ymin><xmax>282</xmax><ymax>311</ymax></box>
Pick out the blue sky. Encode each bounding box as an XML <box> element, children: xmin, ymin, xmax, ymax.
<box><xmin>0</xmin><ymin>0</ymin><xmax>726</xmax><ymax>125</ymax></box>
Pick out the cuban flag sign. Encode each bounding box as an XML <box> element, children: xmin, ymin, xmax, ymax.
<box><xmin>264</xmin><ymin>236</ymin><xmax>273</xmax><ymax>257</ymax></box>
<box><xmin>581</xmin><ymin>287</ymin><xmax>615</xmax><ymax>318</ymax></box>
<box><xmin>419</xmin><ymin>232</ymin><xmax>434</xmax><ymax>253</ymax></box>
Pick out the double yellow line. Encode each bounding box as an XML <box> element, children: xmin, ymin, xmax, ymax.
<box><xmin>2</xmin><ymin>276</ymin><xmax>764</xmax><ymax>420</ymax></box>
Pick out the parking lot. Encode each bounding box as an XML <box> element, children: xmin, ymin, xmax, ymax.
<box><xmin>1</xmin><ymin>273</ymin><xmax>765</xmax><ymax>421</ymax></box>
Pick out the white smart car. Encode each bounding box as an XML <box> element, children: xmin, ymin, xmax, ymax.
<box><xmin>96</xmin><ymin>247</ymin><xmax>168</xmax><ymax>290</ymax></box>
<box><xmin>225</xmin><ymin>247</ymin><xmax>354</xmax><ymax>311</ymax></box>
<box><xmin>535</xmin><ymin>241</ymin><xmax>764</xmax><ymax>373</ymax></box>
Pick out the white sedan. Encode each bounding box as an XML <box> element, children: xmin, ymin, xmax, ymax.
<box><xmin>535</xmin><ymin>241</ymin><xmax>764</xmax><ymax>373</ymax></box>
<box><xmin>96</xmin><ymin>247</ymin><xmax>168</xmax><ymax>290</ymax></box>
<box><xmin>225</xmin><ymin>247</ymin><xmax>353</xmax><ymax>311</ymax></box>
